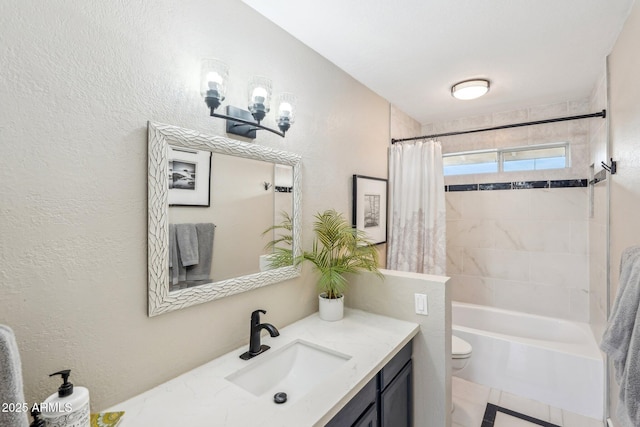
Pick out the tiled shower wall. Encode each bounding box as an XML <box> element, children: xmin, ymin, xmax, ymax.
<box><xmin>424</xmin><ymin>99</ymin><xmax>595</xmax><ymax>321</ymax></box>
<box><xmin>588</xmin><ymin>71</ymin><xmax>608</xmax><ymax>341</ymax></box>
<box><xmin>446</xmin><ymin>187</ymin><xmax>588</xmax><ymax>321</ymax></box>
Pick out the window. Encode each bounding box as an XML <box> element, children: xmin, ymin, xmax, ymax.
<box><xmin>443</xmin><ymin>143</ymin><xmax>568</xmax><ymax>176</ymax></box>
<box><xmin>443</xmin><ymin>151</ymin><xmax>498</xmax><ymax>175</ymax></box>
<box><xmin>502</xmin><ymin>146</ymin><xmax>567</xmax><ymax>172</ymax></box>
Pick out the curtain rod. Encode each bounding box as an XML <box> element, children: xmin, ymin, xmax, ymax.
<box><xmin>391</xmin><ymin>109</ymin><xmax>606</xmax><ymax>144</ymax></box>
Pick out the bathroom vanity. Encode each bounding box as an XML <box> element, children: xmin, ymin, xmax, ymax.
<box><xmin>107</xmin><ymin>309</ymin><xmax>418</xmax><ymax>426</ymax></box>
<box><xmin>325</xmin><ymin>339</ymin><xmax>413</xmax><ymax>427</ymax></box>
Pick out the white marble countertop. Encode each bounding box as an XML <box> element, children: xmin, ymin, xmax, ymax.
<box><xmin>107</xmin><ymin>309</ymin><xmax>419</xmax><ymax>427</ymax></box>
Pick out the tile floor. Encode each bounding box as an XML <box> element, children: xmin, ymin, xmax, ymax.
<box><xmin>452</xmin><ymin>377</ymin><xmax>604</xmax><ymax>427</ymax></box>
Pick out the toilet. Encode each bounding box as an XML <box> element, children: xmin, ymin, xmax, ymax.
<box><xmin>451</xmin><ymin>335</ymin><xmax>473</xmax><ymax>413</ymax></box>
<box><xmin>452</xmin><ymin>335</ymin><xmax>472</xmax><ymax>374</ymax></box>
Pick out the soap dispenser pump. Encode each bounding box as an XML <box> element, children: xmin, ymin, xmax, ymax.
<box><xmin>41</xmin><ymin>369</ymin><xmax>90</xmax><ymax>427</ymax></box>
<box><xmin>29</xmin><ymin>406</ymin><xmax>46</xmax><ymax>427</ymax></box>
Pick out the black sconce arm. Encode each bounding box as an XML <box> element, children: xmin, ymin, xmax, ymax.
<box><xmin>210</xmin><ymin>109</ymin><xmax>286</xmax><ymax>138</ymax></box>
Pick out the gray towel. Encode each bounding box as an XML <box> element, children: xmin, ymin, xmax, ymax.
<box><xmin>186</xmin><ymin>223</ymin><xmax>215</xmax><ymax>281</ymax></box>
<box><xmin>175</xmin><ymin>223</ymin><xmax>199</xmax><ymax>267</ymax></box>
<box><xmin>601</xmin><ymin>245</ymin><xmax>640</xmax><ymax>426</ymax></box>
<box><xmin>0</xmin><ymin>325</ymin><xmax>29</xmax><ymax>427</ymax></box>
<box><xmin>168</xmin><ymin>224</ymin><xmax>190</xmax><ymax>284</ymax></box>
<box><xmin>169</xmin><ymin>224</ymin><xmax>179</xmax><ymax>285</ymax></box>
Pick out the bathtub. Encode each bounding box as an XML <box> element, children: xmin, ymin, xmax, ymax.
<box><xmin>452</xmin><ymin>301</ymin><xmax>604</xmax><ymax>419</ymax></box>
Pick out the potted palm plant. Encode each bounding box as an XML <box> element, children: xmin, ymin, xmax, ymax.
<box><xmin>305</xmin><ymin>209</ymin><xmax>381</xmax><ymax>320</ymax></box>
<box><xmin>266</xmin><ymin>209</ymin><xmax>381</xmax><ymax>321</ymax></box>
<box><xmin>306</xmin><ymin>209</ymin><xmax>382</xmax><ymax>321</ymax></box>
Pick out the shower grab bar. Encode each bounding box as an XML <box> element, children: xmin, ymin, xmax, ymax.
<box><xmin>589</xmin><ymin>158</ymin><xmax>617</xmax><ymax>186</ymax></box>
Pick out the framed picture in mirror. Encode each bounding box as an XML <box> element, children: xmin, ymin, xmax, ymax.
<box><xmin>168</xmin><ymin>146</ymin><xmax>212</xmax><ymax>207</ymax></box>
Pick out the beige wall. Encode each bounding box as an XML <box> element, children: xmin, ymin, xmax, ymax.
<box><xmin>390</xmin><ymin>103</ymin><xmax>423</xmax><ymax>142</ymax></box>
<box><xmin>607</xmin><ymin>0</ymin><xmax>640</xmax><ymax>424</ymax></box>
<box><xmin>426</xmin><ymin>101</ymin><xmax>593</xmax><ymax>320</ymax></box>
<box><xmin>609</xmin><ymin>0</ymin><xmax>640</xmax><ymax>325</ymax></box>
<box><xmin>0</xmin><ymin>0</ymin><xmax>392</xmax><ymax>411</ymax></box>
<box><xmin>347</xmin><ymin>270</ymin><xmax>451</xmax><ymax>427</ymax></box>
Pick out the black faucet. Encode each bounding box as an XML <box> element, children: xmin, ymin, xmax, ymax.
<box><xmin>240</xmin><ymin>309</ymin><xmax>280</xmax><ymax>360</ymax></box>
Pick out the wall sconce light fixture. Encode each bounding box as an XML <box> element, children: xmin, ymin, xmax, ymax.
<box><xmin>201</xmin><ymin>59</ymin><xmax>296</xmax><ymax>138</ymax></box>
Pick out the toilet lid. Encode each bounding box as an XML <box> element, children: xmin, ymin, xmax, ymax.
<box><xmin>452</xmin><ymin>335</ymin><xmax>472</xmax><ymax>358</ymax></box>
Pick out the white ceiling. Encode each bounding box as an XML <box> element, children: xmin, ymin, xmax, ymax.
<box><xmin>242</xmin><ymin>0</ymin><xmax>633</xmax><ymax>124</ymax></box>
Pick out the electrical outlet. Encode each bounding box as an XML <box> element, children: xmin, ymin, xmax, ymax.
<box><xmin>414</xmin><ymin>293</ymin><xmax>428</xmax><ymax>315</ymax></box>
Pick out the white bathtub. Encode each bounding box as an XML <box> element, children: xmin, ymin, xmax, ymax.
<box><xmin>452</xmin><ymin>301</ymin><xmax>604</xmax><ymax>419</ymax></box>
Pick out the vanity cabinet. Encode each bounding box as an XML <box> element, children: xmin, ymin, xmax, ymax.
<box><xmin>325</xmin><ymin>376</ymin><xmax>377</xmax><ymax>427</ymax></box>
<box><xmin>326</xmin><ymin>341</ymin><xmax>413</xmax><ymax>427</ymax></box>
<box><xmin>354</xmin><ymin>404</ymin><xmax>378</xmax><ymax>427</ymax></box>
<box><xmin>380</xmin><ymin>359</ymin><xmax>412</xmax><ymax>427</ymax></box>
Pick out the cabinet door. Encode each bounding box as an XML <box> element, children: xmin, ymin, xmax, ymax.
<box><xmin>380</xmin><ymin>360</ymin><xmax>412</xmax><ymax>427</ymax></box>
<box><xmin>325</xmin><ymin>376</ymin><xmax>376</xmax><ymax>427</ymax></box>
<box><xmin>353</xmin><ymin>403</ymin><xmax>377</xmax><ymax>427</ymax></box>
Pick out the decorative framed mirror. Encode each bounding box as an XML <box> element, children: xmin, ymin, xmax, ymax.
<box><xmin>147</xmin><ymin>122</ymin><xmax>302</xmax><ymax>316</ymax></box>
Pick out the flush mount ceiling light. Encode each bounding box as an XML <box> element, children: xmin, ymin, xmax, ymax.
<box><xmin>451</xmin><ymin>79</ymin><xmax>490</xmax><ymax>100</ymax></box>
<box><xmin>201</xmin><ymin>58</ymin><xmax>296</xmax><ymax>138</ymax></box>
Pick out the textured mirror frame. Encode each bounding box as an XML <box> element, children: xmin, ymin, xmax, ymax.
<box><xmin>147</xmin><ymin>121</ymin><xmax>302</xmax><ymax>316</ymax></box>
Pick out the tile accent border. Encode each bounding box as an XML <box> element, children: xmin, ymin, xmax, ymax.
<box><xmin>481</xmin><ymin>403</ymin><xmax>561</xmax><ymax>427</ymax></box>
<box><xmin>445</xmin><ymin>179</ymin><xmax>587</xmax><ymax>192</ymax></box>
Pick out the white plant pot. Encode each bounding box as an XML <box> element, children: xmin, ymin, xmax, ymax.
<box><xmin>318</xmin><ymin>293</ymin><xmax>344</xmax><ymax>321</ymax></box>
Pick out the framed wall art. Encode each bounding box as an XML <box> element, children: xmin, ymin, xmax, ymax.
<box><xmin>352</xmin><ymin>174</ymin><xmax>388</xmax><ymax>245</ymax></box>
<box><xmin>168</xmin><ymin>145</ymin><xmax>212</xmax><ymax>206</ymax></box>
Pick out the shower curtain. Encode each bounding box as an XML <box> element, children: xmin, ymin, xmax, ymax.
<box><xmin>387</xmin><ymin>140</ymin><xmax>446</xmax><ymax>275</ymax></box>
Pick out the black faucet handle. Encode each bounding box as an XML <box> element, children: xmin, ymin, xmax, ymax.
<box><xmin>251</xmin><ymin>309</ymin><xmax>266</xmax><ymax>324</ymax></box>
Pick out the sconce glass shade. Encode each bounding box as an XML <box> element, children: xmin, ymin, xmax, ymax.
<box><xmin>248</xmin><ymin>76</ymin><xmax>272</xmax><ymax>123</ymax></box>
<box><xmin>276</xmin><ymin>93</ymin><xmax>296</xmax><ymax>134</ymax></box>
<box><xmin>201</xmin><ymin>59</ymin><xmax>229</xmax><ymax>111</ymax></box>
<box><xmin>451</xmin><ymin>79</ymin><xmax>490</xmax><ymax>100</ymax></box>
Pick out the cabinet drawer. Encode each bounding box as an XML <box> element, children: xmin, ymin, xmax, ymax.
<box><xmin>353</xmin><ymin>402</ymin><xmax>377</xmax><ymax>427</ymax></box>
<box><xmin>379</xmin><ymin>340</ymin><xmax>412</xmax><ymax>390</ymax></box>
<box><xmin>325</xmin><ymin>376</ymin><xmax>377</xmax><ymax>427</ymax></box>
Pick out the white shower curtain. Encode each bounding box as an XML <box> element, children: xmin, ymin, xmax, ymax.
<box><xmin>387</xmin><ymin>140</ymin><xmax>446</xmax><ymax>275</ymax></box>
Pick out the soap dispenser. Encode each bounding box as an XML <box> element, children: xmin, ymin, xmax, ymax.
<box><xmin>30</xmin><ymin>406</ymin><xmax>46</xmax><ymax>427</ymax></box>
<box><xmin>41</xmin><ymin>370</ymin><xmax>90</xmax><ymax>427</ymax></box>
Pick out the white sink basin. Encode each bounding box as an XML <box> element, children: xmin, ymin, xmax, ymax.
<box><xmin>225</xmin><ymin>339</ymin><xmax>351</xmax><ymax>403</ymax></box>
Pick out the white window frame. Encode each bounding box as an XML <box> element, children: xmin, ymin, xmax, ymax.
<box><xmin>443</xmin><ymin>142</ymin><xmax>570</xmax><ymax>176</ymax></box>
